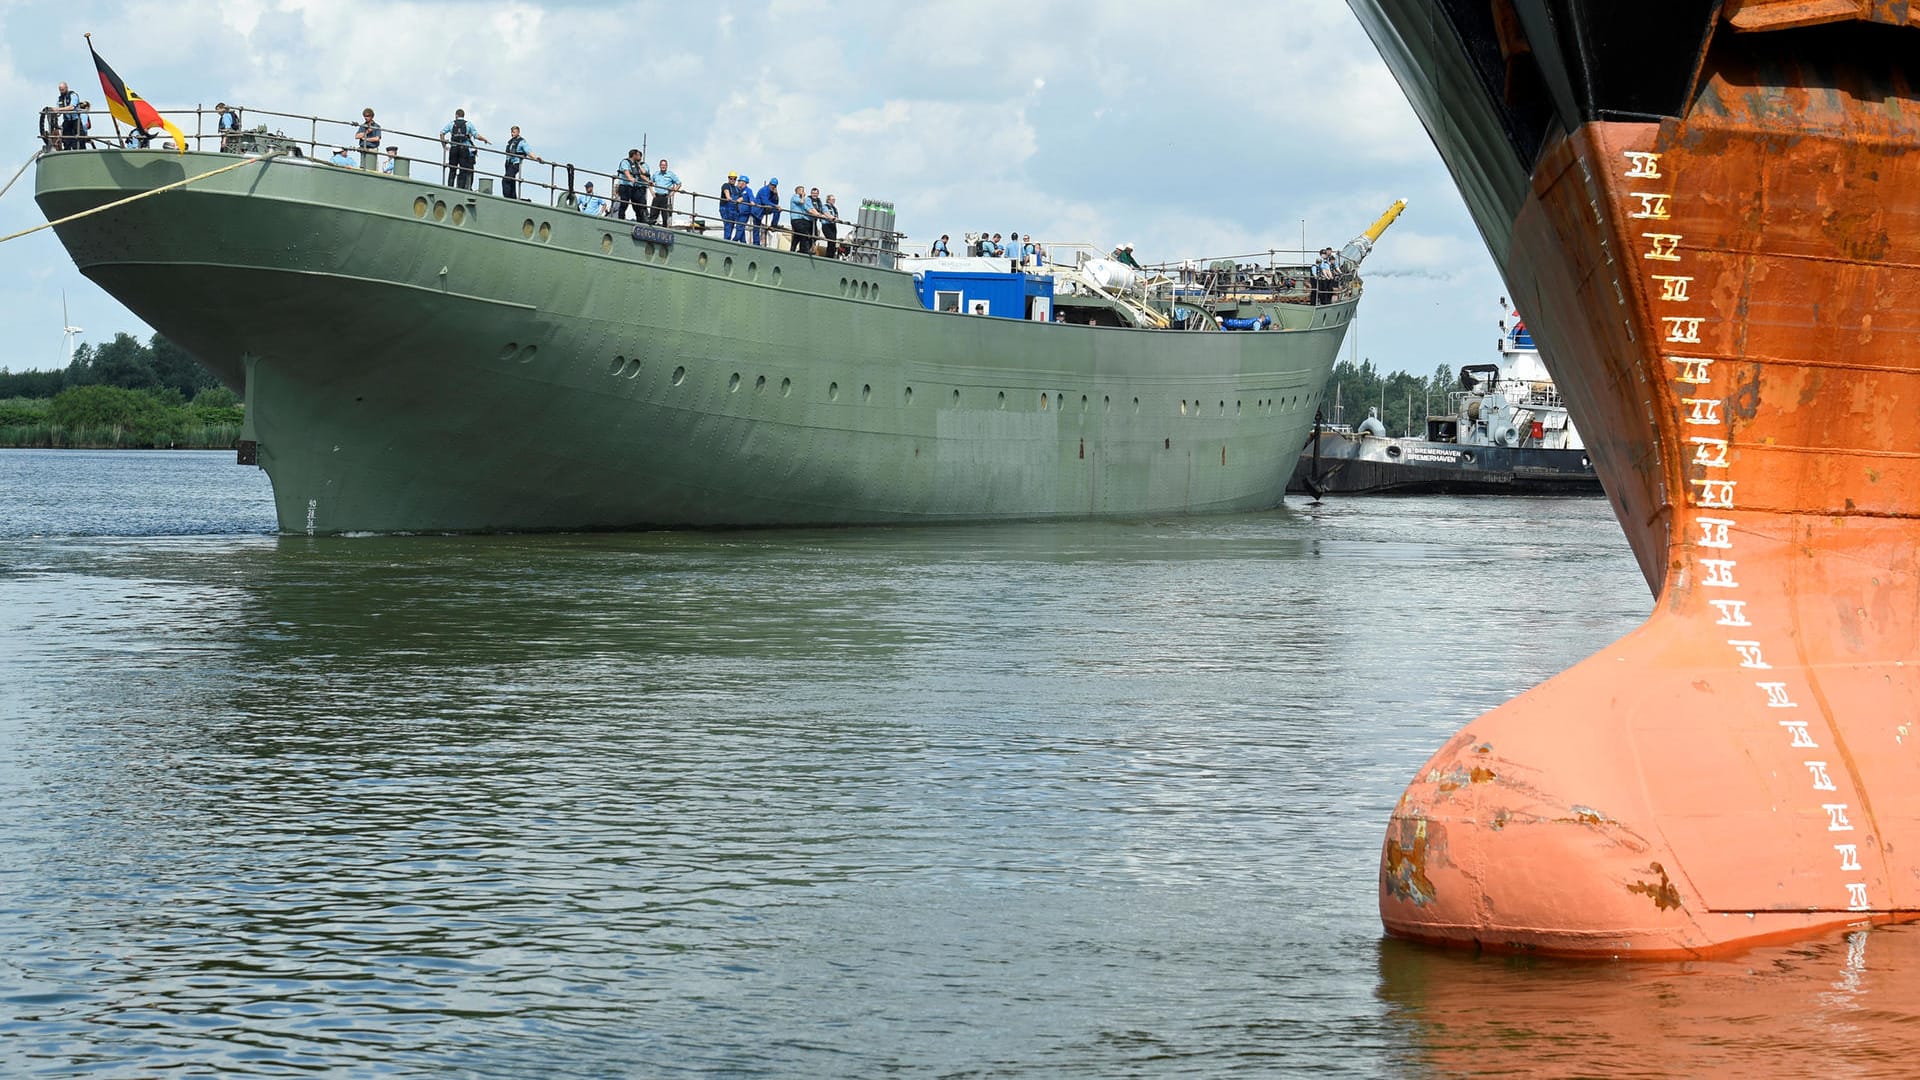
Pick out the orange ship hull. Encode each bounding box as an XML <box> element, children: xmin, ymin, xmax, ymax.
<box><xmin>1352</xmin><ymin>6</ymin><xmax>1920</xmax><ymax>955</ymax></box>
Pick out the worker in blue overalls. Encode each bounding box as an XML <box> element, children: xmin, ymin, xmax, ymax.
<box><xmin>753</xmin><ymin>177</ymin><xmax>780</xmax><ymax>247</ymax></box>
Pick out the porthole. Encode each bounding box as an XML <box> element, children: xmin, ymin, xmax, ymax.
<box><xmin>860</xmin><ymin>282</ymin><xmax>870</xmax><ymax>299</ymax></box>
<box><xmin>997</xmin><ymin>391</ymin><xmax>1006</xmax><ymax>410</ymax></box>
<box><xmin>644</xmin><ymin>240</ymin><xmax>657</xmax><ymax>258</ymax></box>
<box><xmin>1041</xmin><ymin>393</ymin><xmax>1050</xmax><ymax>411</ymax></box>
<box><xmin>671</xmin><ymin>366</ymin><xmax>686</xmax><ymax>386</ymax></box>
<box><xmin>1180</xmin><ymin>400</ymin><xmax>1189</xmax><ymax>416</ymax></box>
<box><xmin>432</xmin><ymin>200</ymin><xmax>447</xmax><ymax>221</ymax></box>
<box><xmin>1081</xmin><ymin>395</ymin><xmax>1089</xmax><ymax>410</ymax></box>
<box><xmin>1462</xmin><ymin>451</ymin><xmax>1475</xmax><ymax>463</ymax></box>
<box><xmin>1387</xmin><ymin>444</ymin><xmax>1403</xmax><ymax>458</ymax></box>
<box><xmin>905</xmin><ymin>386</ymin><xmax>914</xmax><ymax>405</ymax></box>
<box><xmin>781</xmin><ymin>377</ymin><xmax>792</xmax><ymax>397</ymax></box>
<box><xmin>516</xmin><ymin>345</ymin><xmax>538</xmax><ymax>364</ymax></box>
<box><xmin>1103</xmin><ymin>395</ymin><xmax>1111</xmax><ymax>412</ymax></box>
<box><xmin>755</xmin><ymin>375</ymin><xmax>767</xmax><ymax>393</ymax></box>
<box><xmin>608</xmin><ymin>355</ymin><xmax>626</xmax><ymax>375</ymax></box>
<box><xmin>862</xmin><ymin>384</ymin><xmax>872</xmax><ymax>402</ymax></box>
<box><xmin>772</xmin><ymin>266</ymin><xmax>782</xmax><ymax>285</ymax></box>
<box><xmin>951</xmin><ymin>388</ymin><xmax>961</xmax><ymax>406</ymax></box>
<box><xmin>1132</xmin><ymin>397</ymin><xmax>1141</xmax><ymax>413</ymax></box>
<box><xmin>498</xmin><ymin>343</ymin><xmax>519</xmax><ymax>361</ymax></box>
<box><xmin>450</xmin><ymin>204</ymin><xmax>466</xmax><ymax>225</ymax></box>
<box><xmin>537</xmin><ymin>222</ymin><xmax>551</xmax><ymax>242</ymax></box>
<box><xmin>601</xmin><ymin>233</ymin><xmax>614</xmax><ymax>254</ymax></box>
<box><xmin>747</xmin><ymin>261</ymin><xmax>758</xmax><ymax>280</ymax></box>
<box><xmin>1219</xmin><ymin>400</ymin><xmax>1226</xmax><ymax>414</ymax></box>
<box><xmin>839</xmin><ymin>277</ymin><xmax>849</xmax><ymax>294</ymax></box>
<box><xmin>625</xmin><ymin>361</ymin><xmax>641</xmax><ymax>379</ymax></box>
<box><xmin>829</xmin><ymin>381</ymin><xmax>840</xmax><ymax>401</ymax></box>
<box><xmin>522</xmin><ymin>219</ymin><xmax>536</xmax><ymax>238</ymax></box>
<box><xmin>698</xmin><ymin>251</ymin><xmax>709</xmax><ymax>269</ymax></box>
<box><xmin>412</xmin><ymin>196</ymin><xmax>429</xmax><ymax>218</ymax></box>
<box><xmin>723</xmin><ymin>256</ymin><xmax>734</xmax><ymax>275</ymax></box>
<box><xmin>729</xmin><ymin>373</ymin><xmax>742</xmax><ymax>393</ymax></box>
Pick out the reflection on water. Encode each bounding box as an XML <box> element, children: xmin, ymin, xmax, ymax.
<box><xmin>18</xmin><ymin>452</ymin><xmax>1901</xmax><ymax>1074</ymax></box>
<box><xmin>1378</xmin><ymin>927</ymin><xmax>1920</xmax><ymax>1076</ymax></box>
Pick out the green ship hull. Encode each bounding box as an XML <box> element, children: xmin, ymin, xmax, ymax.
<box><xmin>36</xmin><ymin>150</ymin><xmax>1358</xmax><ymax>533</ymax></box>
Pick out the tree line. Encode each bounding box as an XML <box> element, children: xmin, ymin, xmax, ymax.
<box><xmin>1318</xmin><ymin>358</ymin><xmax>1460</xmax><ymax>438</ymax></box>
<box><xmin>0</xmin><ymin>332</ymin><xmax>242</xmax><ymax>449</ymax></box>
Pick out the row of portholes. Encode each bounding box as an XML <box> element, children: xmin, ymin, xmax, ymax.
<box><xmin>613</xmin><ymin>361</ymin><xmax>1314</xmax><ymax>416</ymax></box>
<box><xmin>838</xmin><ymin>277</ymin><xmax>881</xmax><ymax>301</ymax></box>
<box><xmin>520</xmin><ymin>218</ymin><xmax>553</xmax><ymax>242</ymax></box>
<box><xmin>497</xmin><ymin>341</ymin><xmax>539</xmax><ymax>364</ymax></box>
<box><xmin>413</xmin><ymin>196</ymin><xmax>468</xmax><ymax>225</ymax></box>
<box><xmin>607</xmin><ymin>354</ymin><xmax>690</xmax><ymax>385</ymax></box>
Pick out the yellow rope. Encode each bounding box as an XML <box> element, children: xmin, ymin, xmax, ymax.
<box><xmin>0</xmin><ymin>151</ymin><xmax>284</xmax><ymax>246</ymax></box>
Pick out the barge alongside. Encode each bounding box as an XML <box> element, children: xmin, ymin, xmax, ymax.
<box><xmin>1348</xmin><ymin>1</ymin><xmax>1920</xmax><ymax>956</ymax></box>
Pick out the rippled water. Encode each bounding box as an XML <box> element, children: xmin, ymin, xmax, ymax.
<box><xmin>3</xmin><ymin>449</ymin><xmax>1916</xmax><ymax>1077</ymax></box>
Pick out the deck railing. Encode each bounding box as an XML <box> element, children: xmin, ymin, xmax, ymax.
<box><xmin>35</xmin><ymin>103</ymin><xmax>909</xmax><ymax>263</ymax></box>
<box><xmin>34</xmin><ymin>102</ymin><xmax>1364</xmax><ymax>292</ymax></box>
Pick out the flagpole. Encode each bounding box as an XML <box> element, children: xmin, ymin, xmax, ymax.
<box><xmin>84</xmin><ymin>33</ymin><xmax>125</xmax><ymax>146</ymax></box>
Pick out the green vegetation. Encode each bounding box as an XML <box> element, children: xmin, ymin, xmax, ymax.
<box><xmin>1319</xmin><ymin>359</ymin><xmax>1458</xmax><ymax>437</ymax></box>
<box><xmin>0</xmin><ymin>333</ymin><xmax>241</xmax><ymax>449</ymax></box>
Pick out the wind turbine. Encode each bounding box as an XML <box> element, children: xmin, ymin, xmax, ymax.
<box><xmin>61</xmin><ymin>292</ymin><xmax>82</xmax><ymax>367</ymax></box>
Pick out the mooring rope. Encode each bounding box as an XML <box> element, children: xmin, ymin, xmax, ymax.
<box><xmin>0</xmin><ymin>150</ymin><xmax>284</xmax><ymax>246</ymax></box>
<box><xmin>0</xmin><ymin>150</ymin><xmax>45</xmax><ymax>203</ymax></box>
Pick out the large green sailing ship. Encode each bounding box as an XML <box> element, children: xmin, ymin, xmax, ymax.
<box><xmin>33</xmin><ymin>116</ymin><xmax>1400</xmax><ymax>534</ymax></box>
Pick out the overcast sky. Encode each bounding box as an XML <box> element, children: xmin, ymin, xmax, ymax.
<box><xmin>0</xmin><ymin>0</ymin><xmax>1507</xmax><ymax>378</ymax></box>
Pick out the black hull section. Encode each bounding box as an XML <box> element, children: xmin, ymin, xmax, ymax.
<box><xmin>1287</xmin><ymin>435</ymin><xmax>1599</xmax><ymax>496</ymax></box>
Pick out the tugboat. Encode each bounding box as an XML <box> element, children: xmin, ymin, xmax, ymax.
<box><xmin>1288</xmin><ymin>304</ymin><xmax>1600</xmax><ymax>496</ymax></box>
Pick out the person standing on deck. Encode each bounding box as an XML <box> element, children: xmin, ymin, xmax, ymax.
<box><xmin>440</xmin><ymin>109</ymin><xmax>489</xmax><ymax>190</ymax></box>
<box><xmin>55</xmin><ymin>82</ymin><xmax>80</xmax><ymax>149</ymax></box>
<box><xmin>755</xmin><ymin>178</ymin><xmax>781</xmax><ymax>246</ymax></box>
<box><xmin>614</xmin><ymin>149</ymin><xmax>647</xmax><ymax>221</ymax></box>
<box><xmin>719</xmin><ymin>172</ymin><xmax>741</xmax><ymax>241</ymax></box>
<box><xmin>649</xmin><ymin>158</ymin><xmax>681</xmax><ymax>225</ymax></box>
<box><xmin>216</xmin><ymin>102</ymin><xmax>243</xmax><ymax>151</ymax></box>
<box><xmin>381</xmin><ymin>145</ymin><xmax>399</xmax><ymax>174</ymax></box>
<box><xmin>502</xmin><ymin>126</ymin><xmax>543</xmax><ymax>200</ymax></box>
<box><xmin>821</xmin><ymin>193</ymin><xmax>841</xmax><ymax>257</ymax></box>
<box><xmin>930</xmin><ymin>234</ymin><xmax>951</xmax><ymax>257</ymax></box>
<box><xmin>576</xmin><ymin>181</ymin><xmax>607</xmax><ymax>216</ymax></box>
<box><xmin>354</xmin><ymin>109</ymin><xmax>382</xmax><ymax>157</ymax></box>
<box><xmin>789</xmin><ymin>184</ymin><xmax>816</xmax><ymax>254</ymax></box>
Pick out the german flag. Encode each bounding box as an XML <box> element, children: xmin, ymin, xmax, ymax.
<box><xmin>88</xmin><ymin>36</ymin><xmax>187</xmax><ymax>153</ymax></box>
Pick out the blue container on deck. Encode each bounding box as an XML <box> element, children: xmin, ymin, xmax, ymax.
<box><xmin>915</xmin><ymin>268</ymin><xmax>1053</xmax><ymax>320</ymax></box>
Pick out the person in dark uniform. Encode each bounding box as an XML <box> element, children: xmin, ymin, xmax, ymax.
<box><xmin>614</xmin><ymin>149</ymin><xmax>648</xmax><ymax>221</ymax></box>
<box><xmin>55</xmin><ymin>82</ymin><xmax>81</xmax><ymax>150</ymax></box>
<box><xmin>439</xmin><ymin>109</ymin><xmax>490</xmax><ymax>190</ymax></box>
<box><xmin>720</xmin><ymin>172</ymin><xmax>742</xmax><ymax>241</ymax></box>
<box><xmin>354</xmin><ymin>108</ymin><xmax>381</xmax><ymax>159</ymax></box>
<box><xmin>502</xmin><ymin>125</ymin><xmax>543</xmax><ymax>200</ymax></box>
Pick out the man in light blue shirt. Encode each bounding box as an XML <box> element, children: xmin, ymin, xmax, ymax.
<box><xmin>329</xmin><ymin>146</ymin><xmax>355</xmax><ymax>167</ymax></box>
<box><xmin>577</xmin><ymin>181</ymin><xmax>607</xmax><ymax>216</ymax></box>
<box><xmin>440</xmin><ymin>109</ymin><xmax>489</xmax><ymax>189</ymax></box>
<box><xmin>789</xmin><ymin>185</ymin><xmax>815</xmax><ymax>253</ymax></box>
<box><xmin>502</xmin><ymin>125</ymin><xmax>543</xmax><ymax>200</ymax></box>
<box><xmin>649</xmin><ymin>158</ymin><xmax>680</xmax><ymax>226</ymax></box>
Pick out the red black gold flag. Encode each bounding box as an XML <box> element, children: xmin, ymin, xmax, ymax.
<box><xmin>87</xmin><ymin>36</ymin><xmax>187</xmax><ymax>153</ymax></box>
